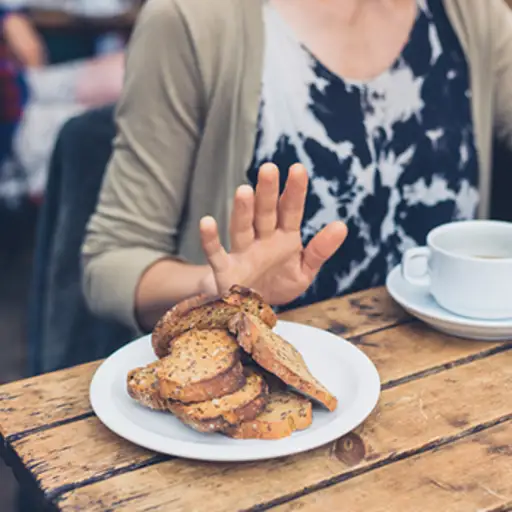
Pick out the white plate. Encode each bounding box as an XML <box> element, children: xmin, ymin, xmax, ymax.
<box><xmin>90</xmin><ymin>321</ymin><xmax>380</xmax><ymax>462</ymax></box>
<box><xmin>386</xmin><ymin>265</ymin><xmax>512</xmax><ymax>341</ymax></box>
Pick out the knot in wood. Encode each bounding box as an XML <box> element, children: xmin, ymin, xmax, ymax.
<box><xmin>333</xmin><ymin>432</ymin><xmax>366</xmax><ymax>466</ymax></box>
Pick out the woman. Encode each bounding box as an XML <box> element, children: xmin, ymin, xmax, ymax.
<box><xmin>82</xmin><ymin>0</ymin><xmax>512</xmax><ymax>334</ymax></box>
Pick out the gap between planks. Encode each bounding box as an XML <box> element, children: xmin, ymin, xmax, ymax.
<box><xmin>45</xmin><ymin>345</ymin><xmax>512</xmax><ymax>507</ymax></box>
<box><xmin>243</xmin><ymin>415</ymin><xmax>512</xmax><ymax>512</ymax></box>
<box><xmin>4</xmin><ymin>324</ymin><xmax>508</xmax><ymax>445</ymax></box>
<box><xmin>6</xmin><ymin>336</ymin><xmax>509</xmax><ymax>444</ymax></box>
<box><xmin>0</xmin><ymin>287</ymin><xmax>410</xmax><ymax>442</ymax></box>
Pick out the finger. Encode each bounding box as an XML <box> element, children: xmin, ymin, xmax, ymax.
<box><xmin>199</xmin><ymin>216</ymin><xmax>230</xmax><ymax>274</ymax></box>
<box><xmin>278</xmin><ymin>163</ymin><xmax>308</xmax><ymax>232</ymax></box>
<box><xmin>254</xmin><ymin>163</ymin><xmax>280</xmax><ymax>238</ymax></box>
<box><xmin>302</xmin><ymin>221</ymin><xmax>348</xmax><ymax>279</ymax></box>
<box><xmin>230</xmin><ymin>185</ymin><xmax>255</xmax><ymax>252</ymax></box>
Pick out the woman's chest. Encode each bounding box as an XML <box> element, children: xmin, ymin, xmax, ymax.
<box><xmin>251</xmin><ymin>0</ymin><xmax>478</xmax><ymax>198</ymax></box>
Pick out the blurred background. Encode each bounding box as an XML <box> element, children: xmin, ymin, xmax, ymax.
<box><xmin>0</xmin><ymin>1</ymin><xmax>141</xmax><ymax>510</ymax></box>
<box><xmin>1</xmin><ymin>1</ymin><xmax>512</xmax><ymax>511</ymax></box>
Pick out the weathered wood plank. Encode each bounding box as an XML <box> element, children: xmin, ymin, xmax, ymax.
<box><xmin>0</xmin><ymin>287</ymin><xmax>406</xmax><ymax>440</ymax></box>
<box><xmin>0</xmin><ymin>361</ymin><xmax>100</xmax><ymax>439</ymax></box>
<box><xmin>349</xmin><ymin>323</ymin><xmax>511</xmax><ymax>388</ymax></box>
<box><xmin>6</xmin><ymin>328</ymin><xmax>510</xmax><ymax>496</ymax></box>
<box><xmin>1</xmin><ymin>318</ymin><xmax>504</xmax><ymax>443</ymax></box>
<box><xmin>277</xmin><ymin>422</ymin><xmax>512</xmax><ymax>512</ymax></box>
<box><xmin>53</xmin><ymin>350</ymin><xmax>511</xmax><ymax>511</ymax></box>
<box><xmin>8</xmin><ymin>417</ymin><xmax>159</xmax><ymax>494</ymax></box>
<box><xmin>278</xmin><ymin>286</ymin><xmax>409</xmax><ymax>337</ymax></box>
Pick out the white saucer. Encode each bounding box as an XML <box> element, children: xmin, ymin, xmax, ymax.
<box><xmin>386</xmin><ymin>265</ymin><xmax>512</xmax><ymax>341</ymax></box>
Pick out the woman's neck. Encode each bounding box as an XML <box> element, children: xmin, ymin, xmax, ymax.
<box><xmin>313</xmin><ymin>0</ymin><xmax>389</xmax><ymax>25</ymax></box>
<box><xmin>269</xmin><ymin>0</ymin><xmax>417</xmax><ymax>81</ymax></box>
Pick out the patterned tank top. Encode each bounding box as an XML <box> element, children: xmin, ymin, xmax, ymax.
<box><xmin>248</xmin><ymin>0</ymin><xmax>479</xmax><ymax>310</ymax></box>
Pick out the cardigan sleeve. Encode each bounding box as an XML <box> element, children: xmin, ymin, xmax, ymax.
<box><xmin>81</xmin><ymin>0</ymin><xmax>204</xmax><ymax>331</ymax></box>
<box><xmin>492</xmin><ymin>0</ymin><xmax>512</xmax><ymax>150</ymax></box>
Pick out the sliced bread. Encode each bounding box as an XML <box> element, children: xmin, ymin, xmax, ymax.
<box><xmin>225</xmin><ymin>391</ymin><xmax>313</xmax><ymax>440</ymax></box>
<box><xmin>127</xmin><ymin>361</ymin><xmax>168</xmax><ymax>411</ymax></box>
<box><xmin>156</xmin><ymin>328</ymin><xmax>245</xmax><ymax>403</ymax></box>
<box><xmin>169</xmin><ymin>369</ymin><xmax>268</xmax><ymax>433</ymax></box>
<box><xmin>228</xmin><ymin>313</ymin><xmax>338</xmax><ymax>412</ymax></box>
<box><xmin>152</xmin><ymin>285</ymin><xmax>277</xmax><ymax>358</ymax></box>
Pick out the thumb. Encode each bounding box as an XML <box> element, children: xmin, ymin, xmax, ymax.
<box><xmin>302</xmin><ymin>221</ymin><xmax>348</xmax><ymax>280</ymax></box>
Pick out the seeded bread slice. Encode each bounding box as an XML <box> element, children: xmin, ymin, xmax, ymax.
<box><xmin>225</xmin><ymin>391</ymin><xmax>313</xmax><ymax>440</ymax></box>
<box><xmin>127</xmin><ymin>361</ymin><xmax>168</xmax><ymax>411</ymax></box>
<box><xmin>169</xmin><ymin>369</ymin><xmax>268</xmax><ymax>433</ymax></box>
<box><xmin>152</xmin><ymin>285</ymin><xmax>277</xmax><ymax>358</ymax></box>
<box><xmin>228</xmin><ymin>313</ymin><xmax>338</xmax><ymax>412</ymax></box>
<box><xmin>156</xmin><ymin>328</ymin><xmax>245</xmax><ymax>403</ymax></box>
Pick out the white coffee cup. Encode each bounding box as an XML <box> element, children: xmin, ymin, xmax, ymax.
<box><xmin>402</xmin><ymin>220</ymin><xmax>512</xmax><ymax>320</ymax></box>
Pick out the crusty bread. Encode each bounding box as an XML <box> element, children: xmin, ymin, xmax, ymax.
<box><xmin>245</xmin><ymin>365</ymin><xmax>288</xmax><ymax>393</ymax></box>
<box><xmin>169</xmin><ymin>369</ymin><xmax>268</xmax><ymax>433</ymax></box>
<box><xmin>225</xmin><ymin>391</ymin><xmax>313</xmax><ymax>440</ymax></box>
<box><xmin>127</xmin><ymin>364</ymin><xmax>268</xmax><ymax>434</ymax></box>
<box><xmin>127</xmin><ymin>361</ymin><xmax>169</xmax><ymax>411</ymax></box>
<box><xmin>157</xmin><ymin>329</ymin><xmax>245</xmax><ymax>403</ymax></box>
<box><xmin>152</xmin><ymin>285</ymin><xmax>277</xmax><ymax>358</ymax></box>
<box><xmin>228</xmin><ymin>313</ymin><xmax>338</xmax><ymax>412</ymax></box>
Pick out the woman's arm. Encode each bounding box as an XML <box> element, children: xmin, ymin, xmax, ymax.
<box><xmin>134</xmin><ymin>259</ymin><xmax>212</xmax><ymax>332</ymax></box>
<box><xmin>82</xmin><ymin>0</ymin><xmax>206</xmax><ymax>333</ymax></box>
<box><xmin>82</xmin><ymin>0</ymin><xmax>347</xmax><ymax>333</ymax></box>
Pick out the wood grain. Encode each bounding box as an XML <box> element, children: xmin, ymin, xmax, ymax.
<box><xmin>1</xmin><ymin>287</ymin><xmax>510</xmax><ymax>512</ymax></box>
<box><xmin>346</xmin><ymin>322</ymin><xmax>511</xmax><ymax>388</ymax></box>
<box><xmin>9</xmin><ymin>417</ymin><xmax>159</xmax><ymax>496</ymax></box>
<box><xmin>5</xmin><ymin>326</ymin><xmax>510</xmax><ymax>496</ymax></box>
<box><xmin>0</xmin><ymin>361</ymin><xmax>100</xmax><ymax>439</ymax></box>
<box><xmin>0</xmin><ymin>288</ymin><xmax>408</xmax><ymax>440</ymax></box>
<box><xmin>278</xmin><ymin>286</ymin><xmax>409</xmax><ymax>337</ymax></box>
<box><xmin>2</xmin><ymin>319</ymin><xmax>502</xmax><ymax>442</ymax></box>
<box><xmin>54</xmin><ymin>350</ymin><xmax>511</xmax><ymax>511</ymax></box>
<box><xmin>278</xmin><ymin>422</ymin><xmax>512</xmax><ymax>512</ymax></box>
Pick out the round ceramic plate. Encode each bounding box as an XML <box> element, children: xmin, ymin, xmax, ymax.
<box><xmin>386</xmin><ymin>265</ymin><xmax>512</xmax><ymax>340</ymax></box>
<box><xmin>90</xmin><ymin>321</ymin><xmax>380</xmax><ymax>462</ymax></box>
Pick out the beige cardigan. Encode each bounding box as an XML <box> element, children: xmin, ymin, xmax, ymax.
<box><xmin>82</xmin><ymin>0</ymin><xmax>512</xmax><ymax>331</ymax></box>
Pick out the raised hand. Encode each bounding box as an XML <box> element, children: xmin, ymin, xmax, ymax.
<box><xmin>199</xmin><ymin>163</ymin><xmax>348</xmax><ymax>305</ymax></box>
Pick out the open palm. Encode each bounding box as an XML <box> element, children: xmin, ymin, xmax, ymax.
<box><xmin>199</xmin><ymin>163</ymin><xmax>348</xmax><ymax>305</ymax></box>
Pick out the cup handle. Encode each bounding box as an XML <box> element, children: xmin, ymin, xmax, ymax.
<box><xmin>402</xmin><ymin>247</ymin><xmax>431</xmax><ymax>287</ymax></box>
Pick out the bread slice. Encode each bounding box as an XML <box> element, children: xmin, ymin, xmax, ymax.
<box><xmin>225</xmin><ymin>391</ymin><xmax>313</xmax><ymax>440</ymax></box>
<box><xmin>228</xmin><ymin>313</ymin><xmax>338</xmax><ymax>412</ymax></box>
<box><xmin>156</xmin><ymin>328</ymin><xmax>245</xmax><ymax>403</ymax></box>
<box><xmin>245</xmin><ymin>365</ymin><xmax>288</xmax><ymax>393</ymax></box>
<box><xmin>152</xmin><ymin>285</ymin><xmax>277</xmax><ymax>358</ymax></box>
<box><xmin>127</xmin><ymin>361</ymin><xmax>168</xmax><ymax>411</ymax></box>
<box><xmin>169</xmin><ymin>369</ymin><xmax>269</xmax><ymax>433</ymax></box>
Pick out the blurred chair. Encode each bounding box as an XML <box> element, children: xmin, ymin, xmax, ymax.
<box><xmin>28</xmin><ymin>105</ymin><xmax>134</xmax><ymax>375</ymax></box>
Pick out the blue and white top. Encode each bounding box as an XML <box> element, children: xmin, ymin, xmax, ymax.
<box><xmin>248</xmin><ymin>0</ymin><xmax>479</xmax><ymax>310</ymax></box>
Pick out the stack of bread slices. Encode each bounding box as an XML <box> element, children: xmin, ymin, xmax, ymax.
<box><xmin>127</xmin><ymin>285</ymin><xmax>337</xmax><ymax>440</ymax></box>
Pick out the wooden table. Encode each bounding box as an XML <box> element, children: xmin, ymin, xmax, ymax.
<box><xmin>1</xmin><ymin>287</ymin><xmax>511</xmax><ymax>511</ymax></box>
